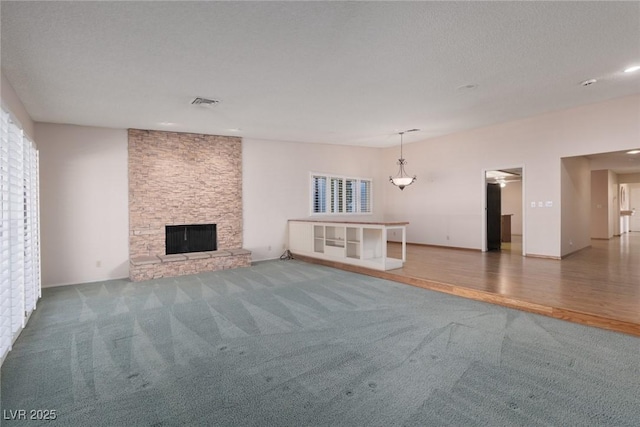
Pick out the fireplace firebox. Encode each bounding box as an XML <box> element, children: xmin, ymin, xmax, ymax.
<box><xmin>166</xmin><ymin>224</ymin><xmax>216</xmax><ymax>255</ymax></box>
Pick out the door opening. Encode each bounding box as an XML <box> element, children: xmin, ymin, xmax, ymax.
<box><xmin>487</xmin><ymin>183</ymin><xmax>501</xmax><ymax>251</ymax></box>
<box><xmin>484</xmin><ymin>168</ymin><xmax>524</xmax><ymax>254</ymax></box>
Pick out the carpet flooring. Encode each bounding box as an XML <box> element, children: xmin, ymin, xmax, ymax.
<box><xmin>2</xmin><ymin>260</ymin><xmax>639</xmax><ymax>426</ymax></box>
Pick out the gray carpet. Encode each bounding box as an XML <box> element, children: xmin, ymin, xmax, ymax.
<box><xmin>1</xmin><ymin>260</ymin><xmax>639</xmax><ymax>426</ymax></box>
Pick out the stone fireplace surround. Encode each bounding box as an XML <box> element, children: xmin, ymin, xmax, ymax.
<box><xmin>128</xmin><ymin>129</ymin><xmax>250</xmax><ymax>282</ymax></box>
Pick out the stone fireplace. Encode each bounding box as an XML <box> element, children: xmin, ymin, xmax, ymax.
<box><xmin>128</xmin><ymin>129</ymin><xmax>250</xmax><ymax>281</ymax></box>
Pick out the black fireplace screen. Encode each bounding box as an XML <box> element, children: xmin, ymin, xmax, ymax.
<box><xmin>166</xmin><ymin>224</ymin><xmax>216</xmax><ymax>255</ymax></box>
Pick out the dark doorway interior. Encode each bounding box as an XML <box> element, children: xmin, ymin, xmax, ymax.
<box><xmin>486</xmin><ymin>183</ymin><xmax>501</xmax><ymax>251</ymax></box>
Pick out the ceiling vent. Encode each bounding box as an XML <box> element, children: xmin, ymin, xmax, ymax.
<box><xmin>191</xmin><ymin>97</ymin><xmax>220</xmax><ymax>106</ymax></box>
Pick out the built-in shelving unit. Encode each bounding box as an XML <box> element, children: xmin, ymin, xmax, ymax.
<box><xmin>346</xmin><ymin>227</ymin><xmax>361</xmax><ymax>259</ymax></box>
<box><xmin>313</xmin><ymin>225</ymin><xmax>324</xmax><ymax>253</ymax></box>
<box><xmin>288</xmin><ymin>220</ymin><xmax>408</xmax><ymax>271</ymax></box>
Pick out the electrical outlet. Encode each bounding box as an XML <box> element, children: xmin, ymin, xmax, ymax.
<box><xmin>268</xmin><ymin>245</ymin><xmax>272</xmax><ymax>251</ymax></box>
<box><xmin>96</xmin><ymin>260</ymin><xmax>101</xmax><ymax>268</ymax></box>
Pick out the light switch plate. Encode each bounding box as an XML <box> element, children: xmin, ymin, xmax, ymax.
<box><xmin>545</xmin><ymin>201</ymin><xmax>553</xmax><ymax>207</ymax></box>
<box><xmin>538</xmin><ymin>201</ymin><xmax>544</xmax><ymax>208</ymax></box>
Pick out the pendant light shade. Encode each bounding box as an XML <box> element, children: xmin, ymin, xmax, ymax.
<box><xmin>389</xmin><ymin>130</ymin><xmax>418</xmax><ymax>190</ymax></box>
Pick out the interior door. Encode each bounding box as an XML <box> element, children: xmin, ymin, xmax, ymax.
<box><xmin>487</xmin><ymin>183</ymin><xmax>502</xmax><ymax>250</ymax></box>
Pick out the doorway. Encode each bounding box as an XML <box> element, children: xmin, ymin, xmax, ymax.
<box><xmin>484</xmin><ymin>167</ymin><xmax>524</xmax><ymax>254</ymax></box>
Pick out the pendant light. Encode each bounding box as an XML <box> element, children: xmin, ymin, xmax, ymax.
<box><xmin>389</xmin><ymin>129</ymin><xmax>419</xmax><ymax>190</ymax></box>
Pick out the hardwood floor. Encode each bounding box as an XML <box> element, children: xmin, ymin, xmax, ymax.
<box><xmin>293</xmin><ymin>233</ymin><xmax>640</xmax><ymax>336</ymax></box>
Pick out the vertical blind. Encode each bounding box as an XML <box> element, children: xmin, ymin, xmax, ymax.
<box><xmin>0</xmin><ymin>106</ymin><xmax>40</xmax><ymax>364</ymax></box>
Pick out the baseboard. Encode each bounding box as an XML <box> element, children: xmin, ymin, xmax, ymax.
<box><xmin>42</xmin><ymin>275</ymin><xmax>130</xmax><ymax>288</ymax></box>
<box><xmin>525</xmin><ymin>253</ymin><xmax>561</xmax><ymax>260</ymax></box>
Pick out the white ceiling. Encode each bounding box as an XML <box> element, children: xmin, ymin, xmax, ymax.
<box><xmin>1</xmin><ymin>1</ymin><xmax>639</xmax><ymax>147</ymax></box>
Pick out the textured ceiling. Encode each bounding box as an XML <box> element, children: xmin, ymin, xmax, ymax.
<box><xmin>1</xmin><ymin>1</ymin><xmax>639</xmax><ymax>147</ymax></box>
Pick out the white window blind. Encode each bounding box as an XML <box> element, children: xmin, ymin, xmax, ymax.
<box><xmin>0</xmin><ymin>109</ymin><xmax>11</xmax><ymax>363</ymax></box>
<box><xmin>360</xmin><ymin>180</ymin><xmax>371</xmax><ymax>213</ymax></box>
<box><xmin>312</xmin><ymin>175</ymin><xmax>327</xmax><ymax>214</ymax></box>
<box><xmin>345</xmin><ymin>179</ymin><xmax>356</xmax><ymax>213</ymax></box>
<box><xmin>311</xmin><ymin>173</ymin><xmax>372</xmax><ymax>215</ymax></box>
<box><xmin>23</xmin><ymin>136</ymin><xmax>40</xmax><ymax>316</ymax></box>
<box><xmin>330</xmin><ymin>177</ymin><xmax>343</xmax><ymax>213</ymax></box>
<box><xmin>0</xmin><ymin>107</ymin><xmax>40</xmax><ymax>365</ymax></box>
<box><xmin>8</xmin><ymin>118</ymin><xmax>25</xmax><ymax>338</ymax></box>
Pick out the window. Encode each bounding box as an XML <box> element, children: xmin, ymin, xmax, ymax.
<box><xmin>330</xmin><ymin>177</ymin><xmax>343</xmax><ymax>213</ymax></box>
<box><xmin>0</xmin><ymin>106</ymin><xmax>40</xmax><ymax>366</ymax></box>
<box><xmin>312</xmin><ymin>176</ymin><xmax>327</xmax><ymax>213</ymax></box>
<box><xmin>360</xmin><ymin>180</ymin><xmax>371</xmax><ymax>213</ymax></box>
<box><xmin>345</xmin><ymin>179</ymin><xmax>356</xmax><ymax>213</ymax></box>
<box><xmin>311</xmin><ymin>173</ymin><xmax>372</xmax><ymax>214</ymax></box>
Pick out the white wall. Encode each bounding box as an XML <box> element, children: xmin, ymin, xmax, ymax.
<box><xmin>561</xmin><ymin>157</ymin><xmax>591</xmax><ymax>256</ymax></box>
<box><xmin>36</xmin><ymin>130</ymin><xmax>385</xmax><ymax>284</ymax></box>
<box><xmin>36</xmin><ymin>123</ymin><xmax>129</xmax><ymax>286</ymax></box>
<box><xmin>501</xmin><ymin>181</ymin><xmax>522</xmax><ymax>235</ymax></box>
<box><xmin>609</xmin><ymin>171</ymin><xmax>620</xmax><ymax>237</ymax></box>
<box><xmin>1</xmin><ymin>70</ymin><xmax>35</xmax><ymax>139</ymax></box>
<box><xmin>591</xmin><ymin>170</ymin><xmax>609</xmax><ymax>239</ymax></box>
<box><xmin>383</xmin><ymin>95</ymin><xmax>640</xmax><ymax>258</ymax></box>
<box><xmin>29</xmin><ymin>94</ymin><xmax>640</xmax><ymax>285</ymax></box>
<box><xmin>242</xmin><ymin>138</ymin><xmax>385</xmax><ymax>261</ymax></box>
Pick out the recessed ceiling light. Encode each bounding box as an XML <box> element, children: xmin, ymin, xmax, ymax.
<box><xmin>158</xmin><ymin>122</ymin><xmax>176</xmax><ymax>126</ymax></box>
<box><xmin>624</xmin><ymin>65</ymin><xmax>640</xmax><ymax>73</ymax></box>
<box><xmin>627</xmin><ymin>150</ymin><xmax>640</xmax><ymax>154</ymax></box>
<box><xmin>228</xmin><ymin>128</ymin><xmax>242</xmax><ymax>132</ymax></box>
<box><xmin>580</xmin><ymin>79</ymin><xmax>597</xmax><ymax>87</ymax></box>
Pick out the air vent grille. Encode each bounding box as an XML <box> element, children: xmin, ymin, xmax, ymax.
<box><xmin>191</xmin><ymin>97</ymin><xmax>220</xmax><ymax>106</ymax></box>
